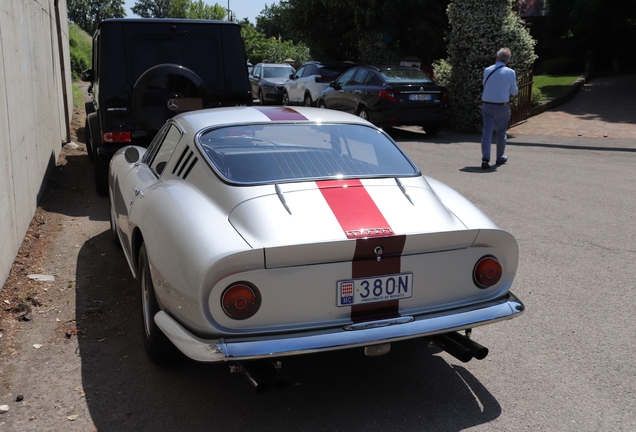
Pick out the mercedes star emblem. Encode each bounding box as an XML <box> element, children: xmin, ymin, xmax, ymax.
<box><xmin>167</xmin><ymin>99</ymin><xmax>179</xmax><ymax>110</ymax></box>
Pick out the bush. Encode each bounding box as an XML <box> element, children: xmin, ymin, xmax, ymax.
<box><xmin>69</xmin><ymin>24</ymin><xmax>92</xmax><ymax>81</ymax></box>
<box><xmin>535</xmin><ymin>58</ymin><xmax>580</xmax><ymax>75</ymax></box>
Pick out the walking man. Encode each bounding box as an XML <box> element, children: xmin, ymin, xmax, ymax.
<box><xmin>480</xmin><ymin>48</ymin><xmax>518</xmax><ymax>169</ymax></box>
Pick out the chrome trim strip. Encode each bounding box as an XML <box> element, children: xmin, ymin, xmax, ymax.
<box><xmin>154</xmin><ymin>292</ymin><xmax>524</xmax><ymax>363</ymax></box>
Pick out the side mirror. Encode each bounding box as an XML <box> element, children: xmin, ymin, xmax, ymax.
<box><xmin>124</xmin><ymin>147</ymin><xmax>140</xmax><ymax>164</ymax></box>
<box><xmin>81</xmin><ymin>69</ymin><xmax>94</xmax><ymax>82</ymax></box>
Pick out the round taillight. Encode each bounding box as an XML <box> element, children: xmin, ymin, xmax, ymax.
<box><xmin>473</xmin><ymin>256</ymin><xmax>503</xmax><ymax>289</ymax></box>
<box><xmin>221</xmin><ymin>283</ymin><xmax>261</xmax><ymax>320</ymax></box>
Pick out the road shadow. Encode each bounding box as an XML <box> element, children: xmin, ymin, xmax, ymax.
<box><xmin>75</xmin><ymin>230</ymin><xmax>502</xmax><ymax>431</ymax></box>
<box><xmin>39</xmin><ymin>152</ymin><xmax>108</xmax><ymax>222</ymax></box>
<box><xmin>386</xmin><ymin>126</ymin><xmax>481</xmax><ymax>145</ymax></box>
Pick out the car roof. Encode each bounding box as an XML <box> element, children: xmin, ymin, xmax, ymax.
<box><xmin>258</xmin><ymin>63</ymin><xmax>294</xmax><ymax>67</ymax></box>
<box><xmin>172</xmin><ymin>106</ymin><xmax>373</xmax><ymax>134</ymax></box>
<box><xmin>97</xmin><ymin>18</ymin><xmax>238</xmax><ymax>28</ymax></box>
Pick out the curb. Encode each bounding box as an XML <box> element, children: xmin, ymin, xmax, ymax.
<box><xmin>530</xmin><ymin>75</ymin><xmax>587</xmax><ymax>116</ymax></box>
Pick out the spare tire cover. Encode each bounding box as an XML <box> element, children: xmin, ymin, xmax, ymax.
<box><xmin>132</xmin><ymin>64</ymin><xmax>210</xmax><ymax>135</ymax></box>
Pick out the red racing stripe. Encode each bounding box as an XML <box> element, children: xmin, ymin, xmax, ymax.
<box><xmin>317</xmin><ymin>179</ymin><xmax>406</xmax><ymax>322</ymax></box>
<box><xmin>316</xmin><ymin>180</ymin><xmax>393</xmax><ymax>239</ymax></box>
<box><xmin>252</xmin><ymin>106</ymin><xmax>308</xmax><ymax>121</ymax></box>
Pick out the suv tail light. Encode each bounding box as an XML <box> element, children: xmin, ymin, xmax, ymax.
<box><xmin>102</xmin><ymin>131</ymin><xmax>132</xmax><ymax>143</ymax></box>
<box><xmin>221</xmin><ymin>282</ymin><xmax>261</xmax><ymax>320</ymax></box>
<box><xmin>379</xmin><ymin>90</ymin><xmax>398</xmax><ymax>103</ymax></box>
<box><xmin>473</xmin><ymin>256</ymin><xmax>503</xmax><ymax>289</ymax></box>
<box><xmin>315</xmin><ymin>76</ymin><xmax>330</xmax><ymax>83</ymax></box>
<box><xmin>441</xmin><ymin>88</ymin><xmax>450</xmax><ymax>103</ymax></box>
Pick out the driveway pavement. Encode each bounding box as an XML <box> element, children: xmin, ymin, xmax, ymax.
<box><xmin>509</xmin><ymin>74</ymin><xmax>636</xmax><ymax>140</ymax></box>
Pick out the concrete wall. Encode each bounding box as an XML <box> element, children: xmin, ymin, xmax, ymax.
<box><xmin>0</xmin><ymin>0</ymin><xmax>71</xmax><ymax>288</ymax></box>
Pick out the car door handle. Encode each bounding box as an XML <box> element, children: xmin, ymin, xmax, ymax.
<box><xmin>134</xmin><ymin>187</ymin><xmax>144</xmax><ymax>198</ymax></box>
<box><xmin>354</xmin><ymin>90</ymin><xmax>362</xmax><ymax>94</ymax></box>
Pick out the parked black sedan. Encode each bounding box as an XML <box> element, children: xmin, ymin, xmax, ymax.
<box><xmin>317</xmin><ymin>66</ymin><xmax>450</xmax><ymax>135</ymax></box>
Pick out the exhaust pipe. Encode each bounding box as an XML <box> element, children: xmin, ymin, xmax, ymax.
<box><xmin>445</xmin><ymin>331</ymin><xmax>489</xmax><ymax>360</ymax></box>
<box><xmin>430</xmin><ymin>332</ymin><xmax>490</xmax><ymax>363</ymax></box>
<box><xmin>241</xmin><ymin>363</ymin><xmax>272</xmax><ymax>394</ymax></box>
<box><xmin>239</xmin><ymin>361</ymin><xmax>288</xmax><ymax>393</ymax></box>
<box><xmin>430</xmin><ymin>334</ymin><xmax>473</xmax><ymax>363</ymax></box>
<box><xmin>261</xmin><ymin>361</ymin><xmax>288</xmax><ymax>391</ymax></box>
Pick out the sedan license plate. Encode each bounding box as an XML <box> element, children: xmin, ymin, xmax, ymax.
<box><xmin>337</xmin><ymin>272</ymin><xmax>413</xmax><ymax>307</ymax></box>
<box><xmin>409</xmin><ymin>94</ymin><xmax>431</xmax><ymax>101</ymax></box>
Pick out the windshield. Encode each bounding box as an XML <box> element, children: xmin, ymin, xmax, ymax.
<box><xmin>198</xmin><ymin>123</ymin><xmax>419</xmax><ymax>184</ymax></box>
<box><xmin>263</xmin><ymin>66</ymin><xmax>294</xmax><ymax>78</ymax></box>
<box><xmin>380</xmin><ymin>69</ymin><xmax>434</xmax><ymax>84</ymax></box>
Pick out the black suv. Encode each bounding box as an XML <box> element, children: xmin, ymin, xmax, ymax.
<box><xmin>82</xmin><ymin>19</ymin><xmax>252</xmax><ymax>195</ymax></box>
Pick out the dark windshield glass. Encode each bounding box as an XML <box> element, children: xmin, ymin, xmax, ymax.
<box><xmin>198</xmin><ymin>123</ymin><xmax>419</xmax><ymax>184</ymax></box>
<box><xmin>380</xmin><ymin>69</ymin><xmax>434</xmax><ymax>84</ymax></box>
<box><xmin>263</xmin><ymin>66</ymin><xmax>295</xmax><ymax>78</ymax></box>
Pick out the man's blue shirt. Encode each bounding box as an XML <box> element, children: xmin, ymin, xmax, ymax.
<box><xmin>482</xmin><ymin>61</ymin><xmax>518</xmax><ymax>103</ymax></box>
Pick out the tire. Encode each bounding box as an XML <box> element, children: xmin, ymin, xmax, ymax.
<box><xmin>358</xmin><ymin>107</ymin><xmax>369</xmax><ymax>121</ymax></box>
<box><xmin>423</xmin><ymin>124</ymin><xmax>442</xmax><ymax>136</ymax></box>
<box><xmin>304</xmin><ymin>93</ymin><xmax>313</xmax><ymax>107</ymax></box>
<box><xmin>282</xmin><ymin>91</ymin><xmax>290</xmax><ymax>106</ymax></box>
<box><xmin>93</xmin><ymin>152</ymin><xmax>108</xmax><ymax>196</ymax></box>
<box><xmin>109</xmin><ymin>194</ymin><xmax>121</xmax><ymax>249</ymax></box>
<box><xmin>131</xmin><ymin>64</ymin><xmax>209</xmax><ymax>135</ymax></box>
<box><xmin>139</xmin><ymin>244</ymin><xmax>182</xmax><ymax>366</ymax></box>
<box><xmin>318</xmin><ymin>100</ymin><xmax>327</xmax><ymax>109</ymax></box>
<box><xmin>258</xmin><ymin>89</ymin><xmax>266</xmax><ymax>105</ymax></box>
<box><xmin>84</xmin><ymin>119</ymin><xmax>93</xmax><ymax>161</ymax></box>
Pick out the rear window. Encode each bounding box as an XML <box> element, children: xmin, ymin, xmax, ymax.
<box><xmin>263</xmin><ymin>66</ymin><xmax>295</xmax><ymax>78</ymax></box>
<box><xmin>198</xmin><ymin>123</ymin><xmax>419</xmax><ymax>184</ymax></box>
<box><xmin>129</xmin><ymin>33</ymin><xmax>223</xmax><ymax>91</ymax></box>
<box><xmin>320</xmin><ymin>66</ymin><xmax>351</xmax><ymax>79</ymax></box>
<box><xmin>380</xmin><ymin>69</ymin><xmax>434</xmax><ymax>84</ymax></box>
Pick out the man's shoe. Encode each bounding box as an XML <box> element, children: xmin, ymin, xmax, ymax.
<box><xmin>496</xmin><ymin>155</ymin><xmax>508</xmax><ymax>166</ymax></box>
<box><xmin>481</xmin><ymin>161</ymin><xmax>490</xmax><ymax>170</ymax></box>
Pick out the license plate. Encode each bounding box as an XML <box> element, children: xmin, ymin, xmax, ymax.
<box><xmin>409</xmin><ymin>94</ymin><xmax>431</xmax><ymax>101</ymax></box>
<box><xmin>336</xmin><ymin>272</ymin><xmax>413</xmax><ymax>307</ymax></box>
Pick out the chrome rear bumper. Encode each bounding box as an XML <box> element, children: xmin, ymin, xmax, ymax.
<box><xmin>155</xmin><ymin>292</ymin><xmax>524</xmax><ymax>362</ymax></box>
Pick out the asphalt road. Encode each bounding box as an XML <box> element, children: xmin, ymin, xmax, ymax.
<box><xmin>2</xmin><ymin>76</ymin><xmax>635</xmax><ymax>431</ymax></box>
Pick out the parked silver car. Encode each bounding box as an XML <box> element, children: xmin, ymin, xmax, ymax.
<box><xmin>249</xmin><ymin>63</ymin><xmax>295</xmax><ymax>105</ymax></box>
<box><xmin>108</xmin><ymin>105</ymin><xmax>524</xmax><ymax>393</ymax></box>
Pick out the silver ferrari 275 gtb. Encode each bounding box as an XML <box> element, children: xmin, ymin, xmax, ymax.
<box><xmin>109</xmin><ymin>106</ymin><xmax>524</xmax><ymax>391</ymax></box>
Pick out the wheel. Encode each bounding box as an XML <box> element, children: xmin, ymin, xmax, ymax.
<box><xmin>139</xmin><ymin>244</ymin><xmax>182</xmax><ymax>365</ymax></box>
<box><xmin>423</xmin><ymin>124</ymin><xmax>442</xmax><ymax>136</ymax></box>
<box><xmin>282</xmin><ymin>91</ymin><xmax>290</xmax><ymax>105</ymax></box>
<box><xmin>318</xmin><ymin>100</ymin><xmax>327</xmax><ymax>109</ymax></box>
<box><xmin>304</xmin><ymin>93</ymin><xmax>313</xmax><ymax>107</ymax></box>
<box><xmin>84</xmin><ymin>119</ymin><xmax>93</xmax><ymax>161</ymax></box>
<box><xmin>358</xmin><ymin>108</ymin><xmax>369</xmax><ymax>121</ymax></box>
<box><xmin>108</xmin><ymin>193</ymin><xmax>121</xmax><ymax>249</ymax></box>
<box><xmin>93</xmin><ymin>152</ymin><xmax>108</xmax><ymax>196</ymax></box>
<box><xmin>131</xmin><ymin>63</ymin><xmax>209</xmax><ymax>135</ymax></box>
<box><xmin>258</xmin><ymin>89</ymin><xmax>266</xmax><ymax>105</ymax></box>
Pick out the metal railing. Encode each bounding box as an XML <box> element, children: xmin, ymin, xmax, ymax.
<box><xmin>510</xmin><ymin>66</ymin><xmax>534</xmax><ymax>127</ymax></box>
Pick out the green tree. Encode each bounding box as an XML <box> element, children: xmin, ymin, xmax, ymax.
<box><xmin>255</xmin><ymin>0</ymin><xmax>450</xmax><ymax>63</ymax></box>
<box><xmin>436</xmin><ymin>0</ymin><xmax>537</xmax><ymax>131</ymax></box>
<box><xmin>68</xmin><ymin>0</ymin><xmax>126</xmax><ymax>35</ymax></box>
<box><xmin>132</xmin><ymin>0</ymin><xmax>226</xmax><ymax>20</ymax></box>
<box><xmin>546</xmin><ymin>0</ymin><xmax>636</xmax><ymax>69</ymax></box>
<box><xmin>132</xmin><ymin>0</ymin><xmax>172</xmax><ymax>18</ymax></box>
<box><xmin>241</xmin><ymin>21</ymin><xmax>310</xmax><ymax>65</ymax></box>
<box><xmin>170</xmin><ymin>0</ymin><xmax>225</xmax><ymax>19</ymax></box>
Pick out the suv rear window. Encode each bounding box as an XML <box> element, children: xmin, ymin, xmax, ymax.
<box><xmin>320</xmin><ymin>66</ymin><xmax>350</xmax><ymax>80</ymax></box>
<box><xmin>380</xmin><ymin>69</ymin><xmax>434</xmax><ymax>84</ymax></box>
<box><xmin>129</xmin><ymin>33</ymin><xmax>222</xmax><ymax>91</ymax></box>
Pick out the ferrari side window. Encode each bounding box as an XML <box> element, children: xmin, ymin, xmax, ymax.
<box><xmin>149</xmin><ymin>124</ymin><xmax>182</xmax><ymax>176</ymax></box>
